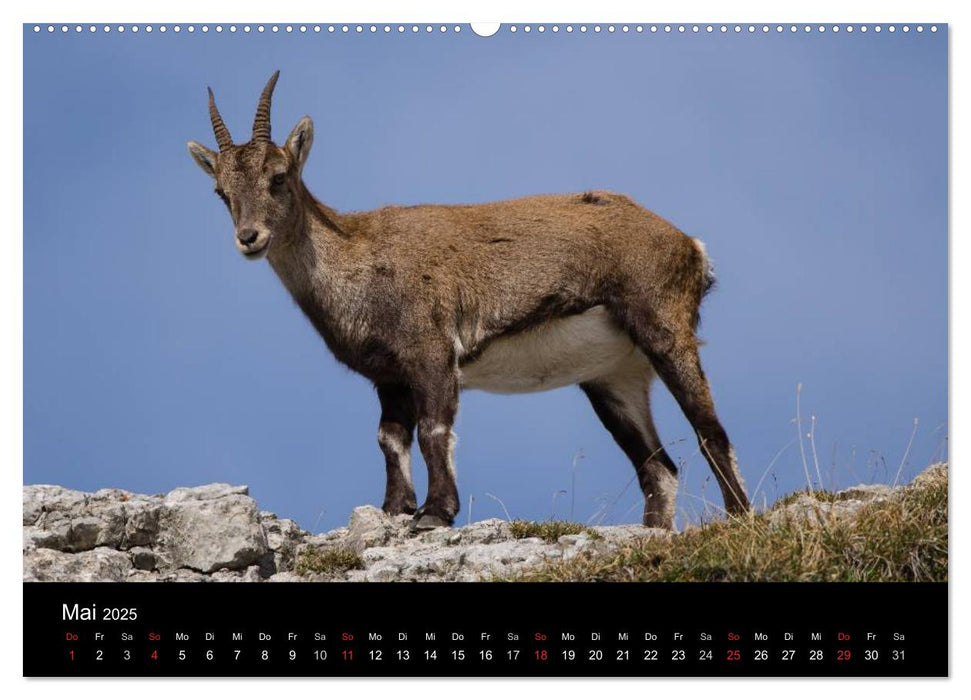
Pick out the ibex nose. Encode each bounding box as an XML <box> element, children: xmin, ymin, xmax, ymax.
<box><xmin>237</xmin><ymin>228</ymin><xmax>259</xmax><ymax>246</ymax></box>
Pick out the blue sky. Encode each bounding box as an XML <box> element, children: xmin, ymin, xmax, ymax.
<box><xmin>24</xmin><ymin>25</ymin><xmax>946</xmax><ymax>531</ymax></box>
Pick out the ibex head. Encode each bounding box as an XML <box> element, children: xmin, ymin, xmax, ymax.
<box><xmin>187</xmin><ymin>71</ymin><xmax>314</xmax><ymax>260</ymax></box>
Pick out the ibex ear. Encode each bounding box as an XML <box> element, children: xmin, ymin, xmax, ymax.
<box><xmin>285</xmin><ymin>117</ymin><xmax>314</xmax><ymax>172</ymax></box>
<box><xmin>187</xmin><ymin>141</ymin><xmax>218</xmax><ymax>179</ymax></box>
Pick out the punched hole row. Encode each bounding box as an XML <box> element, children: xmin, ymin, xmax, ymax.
<box><xmin>32</xmin><ymin>24</ymin><xmax>940</xmax><ymax>35</ymax></box>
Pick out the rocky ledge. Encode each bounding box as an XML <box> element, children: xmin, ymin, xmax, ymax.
<box><xmin>24</xmin><ymin>470</ymin><xmax>931</xmax><ymax>583</ymax></box>
<box><xmin>22</xmin><ymin>483</ymin><xmax>668</xmax><ymax>582</ymax></box>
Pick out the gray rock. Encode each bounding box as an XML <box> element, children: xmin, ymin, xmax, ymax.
<box><xmin>263</xmin><ymin>517</ymin><xmax>307</xmax><ymax>573</ymax></box>
<box><xmin>127</xmin><ymin>570</ymin><xmax>162</xmax><ymax>582</ymax></box>
<box><xmin>367</xmin><ymin>563</ymin><xmax>403</xmax><ymax>582</ymax></box>
<box><xmin>156</xmin><ymin>487</ymin><xmax>268</xmax><ymax>573</ymax></box>
<box><xmin>23</xmin><ymin>486</ymin><xmax>132</xmax><ymax>552</ymax></box>
<box><xmin>123</xmin><ymin>500</ymin><xmax>162</xmax><ymax>548</ymax></box>
<box><xmin>155</xmin><ymin>568</ymin><xmax>210</xmax><ymax>583</ymax></box>
<box><xmin>304</xmin><ymin>528</ymin><xmax>349</xmax><ymax>548</ymax></box>
<box><xmin>345</xmin><ymin>506</ymin><xmax>398</xmax><ymax>553</ymax></box>
<box><xmin>594</xmin><ymin>524</ymin><xmax>668</xmax><ymax>543</ymax></box>
<box><xmin>165</xmin><ymin>483</ymin><xmax>249</xmax><ymax>503</ymax></box>
<box><xmin>211</xmin><ymin>565</ymin><xmax>263</xmax><ymax>583</ymax></box>
<box><xmin>766</xmin><ymin>492</ymin><xmax>879</xmax><ymax>528</ymax></box>
<box><xmin>836</xmin><ymin>484</ymin><xmax>893</xmax><ymax>502</ymax></box>
<box><xmin>422</xmin><ymin>518</ymin><xmax>510</xmax><ymax>545</ymax></box>
<box><xmin>23</xmin><ymin>493</ymin><xmax>43</xmax><ymax>526</ymax></box>
<box><xmin>23</xmin><ymin>485</ymin><xmax>88</xmax><ymax>526</ymax></box>
<box><xmin>130</xmin><ymin>547</ymin><xmax>156</xmax><ymax>571</ymax></box>
<box><xmin>267</xmin><ymin>572</ymin><xmax>305</xmax><ymax>582</ymax></box>
<box><xmin>24</xmin><ymin>547</ymin><xmax>132</xmax><ymax>582</ymax></box>
<box><xmin>360</xmin><ymin>546</ymin><xmax>394</xmax><ymax>566</ymax></box>
<box><xmin>460</xmin><ymin>540</ymin><xmax>554</xmax><ymax>569</ymax></box>
<box><xmin>766</xmin><ymin>495</ymin><xmax>831</xmax><ymax>527</ymax></box>
<box><xmin>23</xmin><ymin>522</ymin><xmax>72</xmax><ymax>551</ymax></box>
<box><xmin>68</xmin><ymin>516</ymin><xmax>105</xmax><ymax>551</ymax></box>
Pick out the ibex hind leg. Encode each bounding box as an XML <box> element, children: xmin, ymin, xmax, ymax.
<box><xmin>622</xmin><ymin>318</ymin><xmax>750</xmax><ymax>516</ymax></box>
<box><xmin>579</xmin><ymin>355</ymin><xmax>678</xmax><ymax>529</ymax></box>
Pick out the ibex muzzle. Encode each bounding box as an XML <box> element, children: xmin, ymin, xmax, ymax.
<box><xmin>187</xmin><ymin>72</ymin><xmax>751</xmax><ymax>530</ymax></box>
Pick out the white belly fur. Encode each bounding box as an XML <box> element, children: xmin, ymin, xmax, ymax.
<box><xmin>458</xmin><ymin>305</ymin><xmax>643</xmax><ymax>393</ymax></box>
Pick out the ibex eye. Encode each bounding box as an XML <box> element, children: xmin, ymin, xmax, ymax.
<box><xmin>271</xmin><ymin>173</ymin><xmax>286</xmax><ymax>187</ymax></box>
<box><xmin>214</xmin><ymin>189</ymin><xmax>230</xmax><ymax>205</ymax></box>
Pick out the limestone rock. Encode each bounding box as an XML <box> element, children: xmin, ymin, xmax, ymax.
<box><xmin>165</xmin><ymin>483</ymin><xmax>250</xmax><ymax>502</ymax></box>
<box><xmin>835</xmin><ymin>484</ymin><xmax>893</xmax><ymax>502</ymax></box>
<box><xmin>24</xmin><ymin>546</ymin><xmax>132</xmax><ymax>582</ymax></box>
<box><xmin>267</xmin><ymin>572</ymin><xmax>305</xmax><ymax>583</ymax></box>
<box><xmin>156</xmin><ymin>486</ymin><xmax>268</xmax><ymax>573</ymax></box>
<box><xmin>22</xmin><ymin>485</ymin><xmax>156</xmax><ymax>552</ymax></box>
<box><xmin>129</xmin><ymin>546</ymin><xmax>157</xmax><ymax>571</ymax></box>
<box><xmin>768</xmin><ymin>481</ymin><xmax>898</xmax><ymax>528</ymax></box>
<box><xmin>211</xmin><ymin>565</ymin><xmax>264</xmax><ymax>583</ymax></box>
<box><xmin>262</xmin><ymin>515</ymin><xmax>307</xmax><ymax>573</ymax></box>
<box><xmin>23</xmin><ymin>485</ymin><xmax>87</xmax><ymax>526</ymax></box>
<box><xmin>345</xmin><ymin>506</ymin><xmax>398</xmax><ymax>553</ymax></box>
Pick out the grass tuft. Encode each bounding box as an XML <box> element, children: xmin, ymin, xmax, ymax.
<box><xmin>775</xmin><ymin>488</ymin><xmax>841</xmax><ymax>506</ymax></box>
<box><xmin>508</xmin><ymin>520</ymin><xmax>600</xmax><ymax>543</ymax></box>
<box><xmin>505</xmin><ymin>465</ymin><xmax>947</xmax><ymax>583</ymax></box>
<box><xmin>294</xmin><ymin>547</ymin><xmax>364</xmax><ymax>576</ymax></box>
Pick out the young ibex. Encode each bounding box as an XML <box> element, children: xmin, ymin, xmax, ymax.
<box><xmin>187</xmin><ymin>72</ymin><xmax>750</xmax><ymax>530</ymax></box>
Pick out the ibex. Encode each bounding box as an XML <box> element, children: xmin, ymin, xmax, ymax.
<box><xmin>187</xmin><ymin>72</ymin><xmax>750</xmax><ymax>530</ymax></box>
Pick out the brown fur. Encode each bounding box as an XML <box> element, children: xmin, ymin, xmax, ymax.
<box><xmin>187</xmin><ymin>74</ymin><xmax>750</xmax><ymax>529</ymax></box>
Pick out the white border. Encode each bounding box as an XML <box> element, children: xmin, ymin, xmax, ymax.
<box><xmin>4</xmin><ymin>0</ymin><xmax>963</xmax><ymax>698</ymax></box>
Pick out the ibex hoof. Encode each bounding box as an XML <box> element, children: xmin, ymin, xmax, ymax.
<box><xmin>410</xmin><ymin>514</ymin><xmax>451</xmax><ymax>531</ymax></box>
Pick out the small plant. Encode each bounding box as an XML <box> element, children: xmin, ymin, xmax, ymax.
<box><xmin>508</xmin><ymin>520</ymin><xmax>600</xmax><ymax>543</ymax></box>
<box><xmin>775</xmin><ymin>489</ymin><xmax>841</xmax><ymax>507</ymax></box>
<box><xmin>294</xmin><ymin>547</ymin><xmax>363</xmax><ymax>576</ymax></box>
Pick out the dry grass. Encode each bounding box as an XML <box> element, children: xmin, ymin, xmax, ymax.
<box><xmin>508</xmin><ymin>520</ymin><xmax>600</xmax><ymax>543</ymax></box>
<box><xmin>505</xmin><ymin>465</ymin><xmax>947</xmax><ymax>583</ymax></box>
<box><xmin>294</xmin><ymin>547</ymin><xmax>363</xmax><ymax>576</ymax></box>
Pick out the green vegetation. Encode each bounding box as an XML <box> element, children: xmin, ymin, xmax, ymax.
<box><xmin>294</xmin><ymin>546</ymin><xmax>364</xmax><ymax>576</ymax></box>
<box><xmin>505</xmin><ymin>465</ymin><xmax>947</xmax><ymax>583</ymax></box>
<box><xmin>508</xmin><ymin>520</ymin><xmax>601</xmax><ymax>543</ymax></box>
<box><xmin>775</xmin><ymin>488</ymin><xmax>842</xmax><ymax>506</ymax></box>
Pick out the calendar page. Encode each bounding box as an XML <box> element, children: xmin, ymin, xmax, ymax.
<box><xmin>22</xmin><ymin>20</ymin><xmax>947</xmax><ymax>677</ymax></box>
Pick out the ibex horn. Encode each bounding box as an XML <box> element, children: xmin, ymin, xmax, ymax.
<box><xmin>252</xmin><ymin>70</ymin><xmax>280</xmax><ymax>143</ymax></box>
<box><xmin>207</xmin><ymin>87</ymin><xmax>233</xmax><ymax>152</ymax></box>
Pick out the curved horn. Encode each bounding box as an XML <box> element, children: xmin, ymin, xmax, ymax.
<box><xmin>208</xmin><ymin>87</ymin><xmax>233</xmax><ymax>151</ymax></box>
<box><xmin>251</xmin><ymin>70</ymin><xmax>280</xmax><ymax>143</ymax></box>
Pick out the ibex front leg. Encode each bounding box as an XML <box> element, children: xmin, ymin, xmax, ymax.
<box><xmin>376</xmin><ymin>384</ymin><xmax>417</xmax><ymax>516</ymax></box>
<box><xmin>411</xmin><ymin>373</ymin><xmax>461</xmax><ymax>530</ymax></box>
